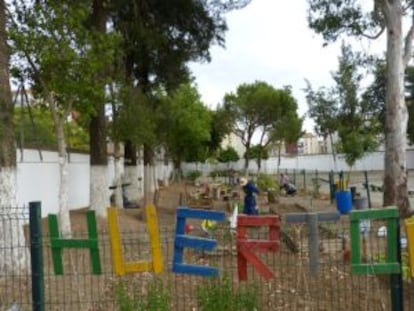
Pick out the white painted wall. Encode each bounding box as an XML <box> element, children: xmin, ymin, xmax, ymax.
<box><xmin>182</xmin><ymin>149</ymin><xmax>414</xmax><ymax>175</ymax></box>
<box><xmin>15</xmin><ymin>149</ymin><xmax>173</xmax><ymax>216</ymax></box>
<box><xmin>14</xmin><ymin>148</ymin><xmax>414</xmax><ymax>216</ymax></box>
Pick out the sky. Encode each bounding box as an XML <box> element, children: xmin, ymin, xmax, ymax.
<box><xmin>189</xmin><ymin>0</ymin><xmax>387</xmax><ymax>133</ymax></box>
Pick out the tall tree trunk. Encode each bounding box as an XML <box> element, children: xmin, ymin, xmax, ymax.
<box><xmin>143</xmin><ymin>144</ymin><xmax>155</xmax><ymax>205</ymax></box>
<box><xmin>124</xmin><ymin>140</ymin><xmax>139</xmax><ymax>200</ymax></box>
<box><xmin>172</xmin><ymin>158</ymin><xmax>182</xmax><ymax>182</ymax></box>
<box><xmin>0</xmin><ymin>0</ymin><xmax>28</xmax><ymax>273</ymax></box>
<box><xmin>329</xmin><ymin>132</ymin><xmax>338</xmax><ymax>172</ymax></box>
<box><xmin>112</xmin><ymin>141</ymin><xmax>124</xmax><ymax>208</ymax></box>
<box><xmin>383</xmin><ymin>1</ymin><xmax>410</xmax><ymax>217</ymax></box>
<box><xmin>244</xmin><ymin>142</ymin><xmax>250</xmax><ymax>172</ymax></box>
<box><xmin>89</xmin><ymin>0</ymin><xmax>109</xmax><ymax>218</ymax></box>
<box><xmin>50</xmin><ymin>99</ymin><xmax>71</xmax><ymax>237</ymax></box>
<box><xmin>162</xmin><ymin>150</ymin><xmax>170</xmax><ymax>187</ymax></box>
<box><xmin>277</xmin><ymin>142</ymin><xmax>281</xmax><ymax>173</ymax></box>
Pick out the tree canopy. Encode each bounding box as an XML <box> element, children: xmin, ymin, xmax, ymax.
<box><xmin>224</xmin><ymin>81</ymin><xmax>302</xmax><ymax>170</ymax></box>
<box><xmin>159</xmin><ymin>83</ymin><xmax>211</xmax><ymax>171</ymax></box>
<box><xmin>305</xmin><ymin>43</ymin><xmax>385</xmax><ymax>168</ymax></box>
<box><xmin>307</xmin><ymin>0</ymin><xmax>414</xmax><ymax>216</ymax></box>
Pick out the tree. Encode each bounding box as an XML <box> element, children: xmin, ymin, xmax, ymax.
<box><xmin>268</xmin><ymin>87</ymin><xmax>303</xmax><ymax>171</ymax></box>
<box><xmin>109</xmin><ymin>86</ymin><xmax>156</xmax><ymax>207</ymax></box>
<box><xmin>304</xmin><ymin>81</ymin><xmax>339</xmax><ymax>168</ymax></box>
<box><xmin>308</xmin><ymin>0</ymin><xmax>414</xmax><ymax>216</ymax></box>
<box><xmin>361</xmin><ymin>61</ymin><xmax>414</xmax><ymax>144</ymax></box>
<box><xmin>306</xmin><ymin>44</ymin><xmax>381</xmax><ymax>169</ymax></box>
<box><xmin>158</xmin><ymin>84</ymin><xmax>211</xmax><ymax>179</ymax></box>
<box><xmin>334</xmin><ymin>43</ymin><xmax>381</xmax><ymax>167</ymax></box>
<box><xmin>406</xmin><ymin>66</ymin><xmax>414</xmax><ymax>144</ymax></box>
<box><xmin>9</xmin><ymin>0</ymin><xmax>116</xmax><ymax>232</ymax></box>
<box><xmin>14</xmin><ymin>106</ymin><xmax>89</xmax><ymax>151</ymax></box>
<box><xmin>0</xmin><ymin>0</ymin><xmax>28</xmax><ymax>274</ymax></box>
<box><xmin>217</xmin><ymin>146</ymin><xmax>240</xmax><ymax>167</ymax></box>
<box><xmin>208</xmin><ymin>106</ymin><xmax>235</xmax><ymax>158</ymax></box>
<box><xmin>110</xmin><ymin>0</ymin><xmax>251</xmax><ymax>203</ymax></box>
<box><xmin>224</xmin><ymin>81</ymin><xmax>301</xmax><ymax>171</ymax></box>
<box><xmin>245</xmin><ymin>144</ymin><xmax>269</xmax><ymax>172</ymax></box>
<box><xmin>88</xmin><ymin>0</ymin><xmax>114</xmax><ymax>217</ymax></box>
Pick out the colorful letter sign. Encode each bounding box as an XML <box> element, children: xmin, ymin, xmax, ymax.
<box><xmin>350</xmin><ymin>207</ymin><xmax>400</xmax><ymax>275</ymax></box>
<box><xmin>173</xmin><ymin>207</ymin><xmax>225</xmax><ymax>277</ymax></box>
<box><xmin>108</xmin><ymin>204</ymin><xmax>163</xmax><ymax>276</ymax></box>
<box><xmin>48</xmin><ymin>211</ymin><xmax>101</xmax><ymax>275</ymax></box>
<box><xmin>285</xmin><ymin>212</ymin><xmax>340</xmax><ymax>276</ymax></box>
<box><xmin>237</xmin><ymin>215</ymin><xmax>280</xmax><ymax>281</ymax></box>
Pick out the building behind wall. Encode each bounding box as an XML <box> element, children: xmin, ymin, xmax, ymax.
<box><xmin>297</xmin><ymin>132</ymin><xmax>321</xmax><ymax>155</ymax></box>
<box><xmin>220</xmin><ymin>132</ymin><xmax>246</xmax><ymax>158</ymax></box>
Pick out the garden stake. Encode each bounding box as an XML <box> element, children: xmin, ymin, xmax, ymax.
<box><xmin>285</xmin><ymin>211</ymin><xmax>340</xmax><ymax>276</ymax></box>
<box><xmin>364</xmin><ymin>171</ymin><xmax>372</xmax><ymax>209</ymax></box>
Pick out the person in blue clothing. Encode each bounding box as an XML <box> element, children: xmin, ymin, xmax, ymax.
<box><xmin>239</xmin><ymin>177</ymin><xmax>260</xmax><ymax>215</ymax></box>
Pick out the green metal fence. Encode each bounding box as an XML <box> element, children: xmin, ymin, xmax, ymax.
<box><xmin>2</xmin><ymin>203</ymin><xmax>414</xmax><ymax>310</ymax></box>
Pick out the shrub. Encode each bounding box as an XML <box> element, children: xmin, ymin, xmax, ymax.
<box><xmin>256</xmin><ymin>173</ymin><xmax>278</xmax><ymax>191</ymax></box>
<box><xmin>116</xmin><ymin>277</ymin><xmax>171</xmax><ymax>311</ymax></box>
<box><xmin>197</xmin><ymin>275</ymin><xmax>259</xmax><ymax>311</ymax></box>
<box><xmin>186</xmin><ymin>170</ymin><xmax>202</xmax><ymax>181</ymax></box>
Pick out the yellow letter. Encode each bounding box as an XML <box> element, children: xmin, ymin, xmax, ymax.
<box><xmin>108</xmin><ymin>205</ymin><xmax>164</xmax><ymax>275</ymax></box>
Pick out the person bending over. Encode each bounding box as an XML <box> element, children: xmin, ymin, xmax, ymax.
<box><xmin>239</xmin><ymin>177</ymin><xmax>260</xmax><ymax>215</ymax></box>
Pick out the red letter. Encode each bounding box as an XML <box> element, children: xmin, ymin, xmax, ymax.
<box><xmin>237</xmin><ymin>215</ymin><xmax>280</xmax><ymax>281</ymax></box>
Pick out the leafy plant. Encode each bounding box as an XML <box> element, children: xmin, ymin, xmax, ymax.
<box><xmin>186</xmin><ymin>170</ymin><xmax>202</xmax><ymax>181</ymax></box>
<box><xmin>217</xmin><ymin>146</ymin><xmax>239</xmax><ymax>164</ymax></box>
<box><xmin>256</xmin><ymin>174</ymin><xmax>278</xmax><ymax>191</ymax></box>
<box><xmin>116</xmin><ymin>277</ymin><xmax>171</xmax><ymax>311</ymax></box>
<box><xmin>197</xmin><ymin>275</ymin><xmax>259</xmax><ymax>311</ymax></box>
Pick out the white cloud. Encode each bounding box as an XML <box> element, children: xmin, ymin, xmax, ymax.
<box><xmin>189</xmin><ymin>0</ymin><xmax>387</xmax><ymax>132</ymax></box>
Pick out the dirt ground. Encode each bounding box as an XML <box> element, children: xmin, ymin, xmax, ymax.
<box><xmin>5</xmin><ymin>180</ymin><xmax>413</xmax><ymax>311</ymax></box>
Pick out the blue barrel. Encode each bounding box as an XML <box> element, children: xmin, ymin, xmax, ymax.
<box><xmin>335</xmin><ymin>191</ymin><xmax>352</xmax><ymax>214</ymax></box>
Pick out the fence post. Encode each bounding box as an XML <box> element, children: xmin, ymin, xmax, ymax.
<box><xmin>391</xmin><ymin>218</ymin><xmax>404</xmax><ymax>311</ymax></box>
<box><xmin>329</xmin><ymin>170</ymin><xmax>334</xmax><ymax>204</ymax></box>
<box><xmin>364</xmin><ymin>171</ymin><xmax>372</xmax><ymax>209</ymax></box>
<box><xmin>303</xmin><ymin>170</ymin><xmax>306</xmax><ymax>193</ymax></box>
<box><xmin>293</xmin><ymin>169</ymin><xmax>296</xmax><ymax>185</ymax></box>
<box><xmin>29</xmin><ymin>201</ymin><xmax>45</xmax><ymax>311</ymax></box>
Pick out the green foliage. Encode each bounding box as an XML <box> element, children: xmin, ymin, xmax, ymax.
<box><xmin>112</xmin><ymin>87</ymin><xmax>157</xmax><ymax>146</ymax></box>
<box><xmin>217</xmin><ymin>146</ymin><xmax>239</xmax><ymax>163</ymax></box>
<box><xmin>245</xmin><ymin>144</ymin><xmax>269</xmax><ymax>160</ymax></box>
<box><xmin>307</xmin><ymin>0</ymin><xmax>384</xmax><ymax>43</ymax></box>
<box><xmin>306</xmin><ymin>43</ymin><xmax>380</xmax><ymax>167</ymax></box>
<box><xmin>224</xmin><ymin>81</ymin><xmax>301</xmax><ymax>169</ymax></box>
<box><xmin>209</xmin><ymin>170</ymin><xmax>229</xmax><ymax>178</ymax></box>
<box><xmin>360</xmin><ymin>59</ymin><xmax>386</xmax><ymax>128</ymax></box>
<box><xmin>197</xmin><ymin>276</ymin><xmax>259</xmax><ymax>311</ymax></box>
<box><xmin>361</xmin><ymin>62</ymin><xmax>414</xmax><ymax>145</ymax></box>
<box><xmin>14</xmin><ymin>106</ymin><xmax>56</xmax><ymax>148</ymax></box>
<box><xmin>10</xmin><ymin>0</ymin><xmax>118</xmax><ymax>115</ymax></box>
<box><xmin>14</xmin><ymin>106</ymin><xmax>89</xmax><ymax>151</ymax></box>
<box><xmin>116</xmin><ymin>278</ymin><xmax>171</xmax><ymax>311</ymax></box>
<box><xmin>256</xmin><ymin>174</ymin><xmax>278</xmax><ymax>191</ymax></box>
<box><xmin>334</xmin><ymin>44</ymin><xmax>380</xmax><ymax>166</ymax></box>
<box><xmin>208</xmin><ymin>107</ymin><xmax>235</xmax><ymax>156</ymax></box>
<box><xmin>186</xmin><ymin>170</ymin><xmax>202</xmax><ymax>181</ymax></box>
<box><xmin>159</xmin><ymin>83</ymin><xmax>212</xmax><ymax>167</ymax></box>
<box><xmin>304</xmin><ymin>81</ymin><xmax>339</xmax><ymax>139</ymax></box>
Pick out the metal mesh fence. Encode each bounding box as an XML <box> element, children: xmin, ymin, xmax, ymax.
<box><xmin>0</xmin><ymin>206</ymin><xmax>31</xmax><ymax>310</ymax></box>
<box><xmin>1</xmin><ymin>205</ymin><xmax>414</xmax><ymax>310</ymax></box>
<box><xmin>14</xmin><ymin>213</ymin><xmax>414</xmax><ymax>309</ymax></box>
